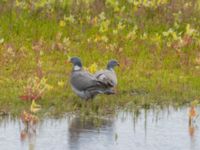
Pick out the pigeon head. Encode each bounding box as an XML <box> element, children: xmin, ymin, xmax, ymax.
<box><xmin>70</xmin><ymin>57</ymin><xmax>83</xmax><ymax>70</ymax></box>
<box><xmin>107</xmin><ymin>60</ymin><xmax>119</xmax><ymax>70</ymax></box>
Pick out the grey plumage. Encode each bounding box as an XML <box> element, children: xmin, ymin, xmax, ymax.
<box><xmin>69</xmin><ymin>57</ymin><xmax>109</xmax><ymax>100</ymax></box>
<box><xmin>95</xmin><ymin>60</ymin><xmax>119</xmax><ymax>94</ymax></box>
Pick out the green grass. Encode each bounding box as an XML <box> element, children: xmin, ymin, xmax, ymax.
<box><xmin>0</xmin><ymin>0</ymin><xmax>200</xmax><ymax>116</ymax></box>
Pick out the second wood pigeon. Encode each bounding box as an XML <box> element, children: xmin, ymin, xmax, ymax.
<box><xmin>69</xmin><ymin>57</ymin><xmax>111</xmax><ymax>100</ymax></box>
<box><xmin>95</xmin><ymin>60</ymin><xmax>119</xmax><ymax>94</ymax></box>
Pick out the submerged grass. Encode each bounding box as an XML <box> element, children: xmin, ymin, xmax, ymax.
<box><xmin>0</xmin><ymin>0</ymin><xmax>200</xmax><ymax>116</ymax></box>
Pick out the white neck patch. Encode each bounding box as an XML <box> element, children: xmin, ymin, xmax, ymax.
<box><xmin>74</xmin><ymin>65</ymin><xmax>81</xmax><ymax>71</ymax></box>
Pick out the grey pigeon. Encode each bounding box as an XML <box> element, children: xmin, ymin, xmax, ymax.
<box><xmin>69</xmin><ymin>57</ymin><xmax>110</xmax><ymax>100</ymax></box>
<box><xmin>95</xmin><ymin>60</ymin><xmax>119</xmax><ymax>94</ymax></box>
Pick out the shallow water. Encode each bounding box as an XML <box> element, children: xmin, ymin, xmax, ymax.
<box><xmin>0</xmin><ymin>107</ymin><xmax>200</xmax><ymax>150</ymax></box>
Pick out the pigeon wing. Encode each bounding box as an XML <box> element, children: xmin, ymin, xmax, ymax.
<box><xmin>70</xmin><ymin>71</ymin><xmax>100</xmax><ymax>91</ymax></box>
<box><xmin>95</xmin><ymin>70</ymin><xmax>117</xmax><ymax>87</ymax></box>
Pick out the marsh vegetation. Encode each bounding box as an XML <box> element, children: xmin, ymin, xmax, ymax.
<box><xmin>0</xmin><ymin>0</ymin><xmax>200</xmax><ymax>117</ymax></box>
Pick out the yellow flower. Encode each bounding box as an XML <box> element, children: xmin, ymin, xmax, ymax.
<box><xmin>99</xmin><ymin>20</ymin><xmax>110</xmax><ymax>33</ymax></box>
<box><xmin>141</xmin><ymin>33</ymin><xmax>147</xmax><ymax>40</ymax></box>
<box><xmin>186</xmin><ymin>24</ymin><xmax>196</xmax><ymax>36</ymax></box>
<box><xmin>101</xmin><ymin>36</ymin><xmax>108</xmax><ymax>43</ymax></box>
<box><xmin>88</xmin><ymin>63</ymin><xmax>98</xmax><ymax>74</ymax></box>
<box><xmin>64</xmin><ymin>15</ymin><xmax>75</xmax><ymax>23</ymax></box>
<box><xmin>113</xmin><ymin>29</ymin><xmax>118</xmax><ymax>35</ymax></box>
<box><xmin>117</xmin><ymin>22</ymin><xmax>125</xmax><ymax>30</ymax></box>
<box><xmin>163</xmin><ymin>31</ymin><xmax>169</xmax><ymax>37</ymax></box>
<box><xmin>94</xmin><ymin>35</ymin><xmax>101</xmax><ymax>42</ymax></box>
<box><xmin>30</xmin><ymin>100</ymin><xmax>41</xmax><ymax>113</ymax></box>
<box><xmin>171</xmin><ymin>32</ymin><xmax>178</xmax><ymax>40</ymax></box>
<box><xmin>59</xmin><ymin>20</ymin><xmax>66</xmax><ymax>27</ymax></box>
<box><xmin>46</xmin><ymin>84</ymin><xmax>53</xmax><ymax>91</ymax></box>
<box><xmin>15</xmin><ymin>0</ymin><xmax>20</xmax><ymax>7</ymax></box>
<box><xmin>0</xmin><ymin>38</ymin><xmax>4</xmax><ymax>44</ymax></box>
<box><xmin>58</xmin><ymin>81</ymin><xmax>65</xmax><ymax>87</ymax></box>
<box><xmin>126</xmin><ymin>30</ymin><xmax>137</xmax><ymax>40</ymax></box>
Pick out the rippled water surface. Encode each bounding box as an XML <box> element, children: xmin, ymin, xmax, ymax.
<box><xmin>0</xmin><ymin>107</ymin><xmax>200</xmax><ymax>150</ymax></box>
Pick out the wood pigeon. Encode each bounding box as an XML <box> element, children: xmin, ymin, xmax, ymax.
<box><xmin>69</xmin><ymin>57</ymin><xmax>111</xmax><ymax>100</ymax></box>
<box><xmin>94</xmin><ymin>60</ymin><xmax>119</xmax><ymax>94</ymax></box>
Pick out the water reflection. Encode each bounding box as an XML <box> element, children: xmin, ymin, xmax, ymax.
<box><xmin>20</xmin><ymin>123</ymin><xmax>37</xmax><ymax>150</ymax></box>
<box><xmin>188</xmin><ymin>106</ymin><xmax>198</xmax><ymax>139</ymax></box>
<box><xmin>68</xmin><ymin>116</ymin><xmax>114</xmax><ymax>150</ymax></box>
<box><xmin>19</xmin><ymin>110</ymin><xmax>39</xmax><ymax>150</ymax></box>
<box><xmin>0</xmin><ymin>106</ymin><xmax>200</xmax><ymax>150</ymax></box>
<box><xmin>189</xmin><ymin>123</ymin><xmax>196</xmax><ymax>138</ymax></box>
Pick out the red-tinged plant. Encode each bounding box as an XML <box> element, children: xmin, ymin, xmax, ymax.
<box><xmin>20</xmin><ymin>77</ymin><xmax>52</xmax><ymax>101</ymax></box>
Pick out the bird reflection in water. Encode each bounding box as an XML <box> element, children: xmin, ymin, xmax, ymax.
<box><xmin>68</xmin><ymin>116</ymin><xmax>114</xmax><ymax>150</ymax></box>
